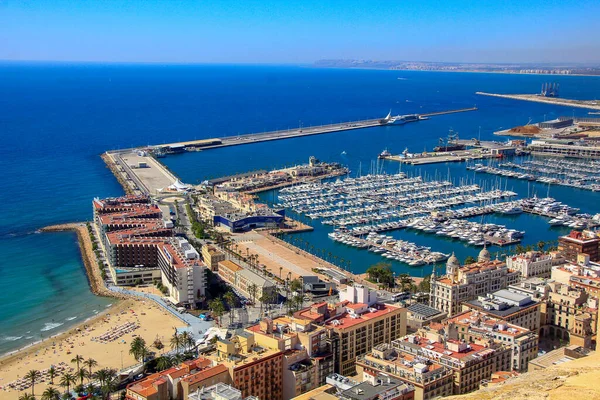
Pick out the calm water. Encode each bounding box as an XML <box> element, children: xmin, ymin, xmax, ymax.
<box><xmin>1</xmin><ymin>62</ymin><xmax>599</xmax><ymax>353</ymax></box>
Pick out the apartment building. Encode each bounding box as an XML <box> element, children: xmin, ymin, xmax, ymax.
<box><xmin>505</xmin><ymin>251</ymin><xmax>554</xmax><ymax>278</ymax></box>
<box><xmin>126</xmin><ymin>358</ymin><xmax>229</xmax><ymax>400</ymax></box>
<box><xmin>201</xmin><ymin>245</ymin><xmax>225</xmax><ymax>272</ymax></box>
<box><xmin>446</xmin><ymin>311</ymin><xmax>538</xmax><ymax>372</ymax></box>
<box><xmin>391</xmin><ymin>330</ymin><xmax>512</xmax><ymax>395</ymax></box>
<box><xmin>216</xmin><ymin>259</ymin><xmax>276</xmax><ymax>301</ymax></box>
<box><xmin>355</xmin><ymin>343</ymin><xmax>454</xmax><ymax>400</ymax></box>
<box><xmin>558</xmin><ymin>230</ymin><xmax>600</xmax><ymax>262</ymax></box>
<box><xmin>462</xmin><ymin>289</ymin><xmax>541</xmax><ymax>332</ymax></box>
<box><xmin>212</xmin><ymin>332</ymin><xmax>284</xmax><ymax>400</ymax></box>
<box><xmin>429</xmin><ymin>251</ymin><xmax>520</xmax><ymax>316</ymax></box>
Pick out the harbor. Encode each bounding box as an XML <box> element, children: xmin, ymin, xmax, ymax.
<box><xmin>476</xmin><ymin>91</ymin><xmax>600</xmax><ymax>111</ymax></box>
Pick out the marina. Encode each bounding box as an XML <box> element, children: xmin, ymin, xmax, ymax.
<box><xmin>468</xmin><ymin>157</ymin><xmax>600</xmax><ymax>191</ymax></box>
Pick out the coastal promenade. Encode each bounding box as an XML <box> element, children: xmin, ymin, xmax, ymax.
<box><xmin>476</xmin><ymin>92</ymin><xmax>600</xmax><ymax>110</ymax></box>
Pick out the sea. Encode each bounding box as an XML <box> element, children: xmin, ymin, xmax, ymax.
<box><xmin>1</xmin><ymin>62</ymin><xmax>600</xmax><ymax>355</ymax></box>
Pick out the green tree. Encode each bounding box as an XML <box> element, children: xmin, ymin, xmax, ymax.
<box><xmin>224</xmin><ymin>291</ymin><xmax>237</xmax><ymax>325</ymax></box>
<box><xmin>170</xmin><ymin>331</ymin><xmax>182</xmax><ymax>352</ymax></box>
<box><xmin>24</xmin><ymin>369</ymin><xmax>41</xmax><ymax>396</ymax></box>
<box><xmin>398</xmin><ymin>273</ymin><xmax>414</xmax><ymax>292</ymax></box>
<box><xmin>464</xmin><ymin>256</ymin><xmax>476</xmax><ymax>265</ymax></box>
<box><xmin>289</xmin><ymin>279</ymin><xmax>303</xmax><ymax>294</ymax></box>
<box><xmin>537</xmin><ymin>240</ymin><xmax>546</xmax><ymax>252</ymax></box>
<box><xmin>129</xmin><ymin>337</ymin><xmax>148</xmax><ymax>362</ymax></box>
<box><xmin>18</xmin><ymin>394</ymin><xmax>36</xmax><ymax>400</ymax></box>
<box><xmin>60</xmin><ymin>372</ymin><xmax>77</xmax><ymax>396</ymax></box>
<box><xmin>83</xmin><ymin>358</ymin><xmax>98</xmax><ymax>380</ymax></box>
<box><xmin>93</xmin><ymin>368</ymin><xmax>118</xmax><ymax>400</ymax></box>
<box><xmin>366</xmin><ymin>262</ymin><xmax>394</xmax><ymax>288</ymax></box>
<box><xmin>48</xmin><ymin>365</ymin><xmax>57</xmax><ymax>385</ymax></box>
<box><xmin>77</xmin><ymin>368</ymin><xmax>90</xmax><ymax>386</ymax></box>
<box><xmin>156</xmin><ymin>356</ymin><xmax>173</xmax><ymax>371</ymax></box>
<box><xmin>417</xmin><ymin>275</ymin><xmax>431</xmax><ymax>293</ymax></box>
<box><xmin>71</xmin><ymin>354</ymin><xmax>84</xmax><ymax>375</ymax></box>
<box><xmin>42</xmin><ymin>387</ymin><xmax>61</xmax><ymax>400</ymax></box>
<box><xmin>248</xmin><ymin>283</ymin><xmax>258</xmax><ymax>305</ymax></box>
<box><xmin>209</xmin><ymin>299</ymin><xmax>225</xmax><ymax>326</ymax></box>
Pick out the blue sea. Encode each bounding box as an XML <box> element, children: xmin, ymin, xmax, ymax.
<box><xmin>1</xmin><ymin>62</ymin><xmax>600</xmax><ymax>354</ymax></box>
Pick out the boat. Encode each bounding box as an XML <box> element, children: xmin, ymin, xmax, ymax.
<box><xmin>378</xmin><ymin>149</ymin><xmax>391</xmax><ymax>159</ymax></box>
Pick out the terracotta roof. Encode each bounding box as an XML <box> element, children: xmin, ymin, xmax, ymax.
<box><xmin>181</xmin><ymin>364</ymin><xmax>228</xmax><ymax>385</ymax></box>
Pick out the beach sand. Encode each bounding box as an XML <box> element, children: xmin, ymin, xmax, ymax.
<box><xmin>0</xmin><ymin>299</ymin><xmax>185</xmax><ymax>400</ymax></box>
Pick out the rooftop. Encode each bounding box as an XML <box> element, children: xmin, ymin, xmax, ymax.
<box><xmin>326</xmin><ymin>304</ymin><xmax>401</xmax><ymax>330</ymax></box>
<box><xmin>407</xmin><ymin>303</ymin><xmax>446</xmax><ymax>319</ymax></box>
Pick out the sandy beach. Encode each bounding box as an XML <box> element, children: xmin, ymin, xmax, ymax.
<box><xmin>0</xmin><ymin>299</ymin><xmax>185</xmax><ymax>400</ymax></box>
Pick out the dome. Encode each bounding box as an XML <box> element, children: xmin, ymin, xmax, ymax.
<box><xmin>478</xmin><ymin>246</ymin><xmax>491</xmax><ymax>262</ymax></box>
<box><xmin>447</xmin><ymin>252</ymin><xmax>460</xmax><ymax>268</ymax></box>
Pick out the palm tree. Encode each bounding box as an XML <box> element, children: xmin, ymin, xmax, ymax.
<box><xmin>77</xmin><ymin>368</ymin><xmax>90</xmax><ymax>386</ymax></box>
<box><xmin>60</xmin><ymin>372</ymin><xmax>77</xmax><ymax>396</ymax></box>
<box><xmin>180</xmin><ymin>331</ymin><xmax>195</xmax><ymax>352</ymax></box>
<box><xmin>18</xmin><ymin>394</ymin><xmax>36</xmax><ymax>400</ymax></box>
<box><xmin>93</xmin><ymin>368</ymin><xmax>117</xmax><ymax>400</ymax></box>
<box><xmin>82</xmin><ymin>358</ymin><xmax>98</xmax><ymax>380</ymax></box>
<box><xmin>24</xmin><ymin>369</ymin><xmax>41</xmax><ymax>396</ymax></box>
<box><xmin>208</xmin><ymin>298</ymin><xmax>225</xmax><ymax>326</ymax></box>
<box><xmin>42</xmin><ymin>387</ymin><xmax>61</xmax><ymax>400</ymax></box>
<box><xmin>71</xmin><ymin>354</ymin><xmax>84</xmax><ymax>374</ymax></box>
<box><xmin>170</xmin><ymin>331</ymin><xmax>182</xmax><ymax>353</ymax></box>
<box><xmin>48</xmin><ymin>366</ymin><xmax>57</xmax><ymax>385</ymax></box>
<box><xmin>248</xmin><ymin>283</ymin><xmax>258</xmax><ymax>305</ymax></box>
<box><xmin>155</xmin><ymin>356</ymin><xmax>173</xmax><ymax>371</ymax></box>
<box><xmin>129</xmin><ymin>337</ymin><xmax>148</xmax><ymax>362</ymax></box>
<box><xmin>223</xmin><ymin>291</ymin><xmax>237</xmax><ymax>325</ymax></box>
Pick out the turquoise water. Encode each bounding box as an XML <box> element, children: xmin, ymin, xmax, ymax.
<box><xmin>2</xmin><ymin>63</ymin><xmax>600</xmax><ymax>354</ymax></box>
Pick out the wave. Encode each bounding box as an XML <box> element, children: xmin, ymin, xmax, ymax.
<box><xmin>41</xmin><ymin>322</ymin><xmax>64</xmax><ymax>332</ymax></box>
<box><xmin>0</xmin><ymin>336</ymin><xmax>23</xmax><ymax>342</ymax></box>
<box><xmin>66</xmin><ymin>316</ymin><xmax>77</xmax><ymax>321</ymax></box>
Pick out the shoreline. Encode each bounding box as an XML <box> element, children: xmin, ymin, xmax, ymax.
<box><xmin>0</xmin><ymin>222</ymin><xmax>132</xmax><ymax>359</ymax></box>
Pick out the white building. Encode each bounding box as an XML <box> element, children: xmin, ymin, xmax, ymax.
<box><xmin>339</xmin><ymin>284</ymin><xmax>378</xmax><ymax>306</ymax></box>
<box><xmin>430</xmin><ymin>249</ymin><xmax>521</xmax><ymax>316</ymax></box>
<box><xmin>506</xmin><ymin>251</ymin><xmax>553</xmax><ymax>278</ymax></box>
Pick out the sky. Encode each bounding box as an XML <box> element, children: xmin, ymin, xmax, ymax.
<box><xmin>1</xmin><ymin>0</ymin><xmax>600</xmax><ymax>64</ymax></box>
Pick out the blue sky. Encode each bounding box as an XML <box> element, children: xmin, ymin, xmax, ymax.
<box><xmin>1</xmin><ymin>0</ymin><xmax>599</xmax><ymax>64</ymax></box>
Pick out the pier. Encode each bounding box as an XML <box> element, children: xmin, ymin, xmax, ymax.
<box><xmin>476</xmin><ymin>92</ymin><xmax>600</xmax><ymax>111</ymax></box>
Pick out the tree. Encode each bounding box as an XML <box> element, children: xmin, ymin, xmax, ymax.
<box><xmin>418</xmin><ymin>276</ymin><xmax>431</xmax><ymax>293</ymax></box>
<box><xmin>289</xmin><ymin>279</ymin><xmax>303</xmax><ymax>294</ymax></box>
<box><xmin>366</xmin><ymin>262</ymin><xmax>394</xmax><ymax>288</ymax></box>
<box><xmin>180</xmin><ymin>331</ymin><xmax>195</xmax><ymax>352</ymax></box>
<box><xmin>25</xmin><ymin>369</ymin><xmax>42</xmax><ymax>396</ymax></box>
<box><xmin>18</xmin><ymin>394</ymin><xmax>36</xmax><ymax>400</ymax></box>
<box><xmin>60</xmin><ymin>372</ymin><xmax>77</xmax><ymax>396</ymax></box>
<box><xmin>208</xmin><ymin>298</ymin><xmax>225</xmax><ymax>326</ymax></box>
<box><xmin>48</xmin><ymin>365</ymin><xmax>57</xmax><ymax>385</ymax></box>
<box><xmin>156</xmin><ymin>356</ymin><xmax>173</xmax><ymax>371</ymax></box>
<box><xmin>93</xmin><ymin>368</ymin><xmax>118</xmax><ymax>400</ymax></box>
<box><xmin>42</xmin><ymin>387</ymin><xmax>61</xmax><ymax>400</ymax></box>
<box><xmin>464</xmin><ymin>256</ymin><xmax>476</xmax><ymax>265</ymax></box>
<box><xmin>248</xmin><ymin>283</ymin><xmax>258</xmax><ymax>305</ymax></box>
<box><xmin>170</xmin><ymin>331</ymin><xmax>182</xmax><ymax>353</ymax></box>
<box><xmin>71</xmin><ymin>354</ymin><xmax>84</xmax><ymax>375</ymax></box>
<box><xmin>77</xmin><ymin>368</ymin><xmax>90</xmax><ymax>386</ymax></box>
<box><xmin>129</xmin><ymin>336</ymin><xmax>148</xmax><ymax>362</ymax></box>
<box><xmin>223</xmin><ymin>291</ymin><xmax>237</xmax><ymax>325</ymax></box>
<box><xmin>514</xmin><ymin>244</ymin><xmax>526</xmax><ymax>254</ymax></box>
<box><xmin>83</xmin><ymin>358</ymin><xmax>98</xmax><ymax>380</ymax></box>
<box><xmin>398</xmin><ymin>273</ymin><xmax>414</xmax><ymax>292</ymax></box>
<box><xmin>537</xmin><ymin>240</ymin><xmax>546</xmax><ymax>252</ymax></box>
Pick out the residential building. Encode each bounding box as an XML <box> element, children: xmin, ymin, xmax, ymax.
<box><xmin>337</xmin><ymin>372</ymin><xmax>415</xmax><ymax>400</ymax></box>
<box><xmin>391</xmin><ymin>331</ymin><xmax>512</xmax><ymax>395</ymax></box>
<box><xmin>93</xmin><ymin>196</ymin><xmax>206</xmax><ymax>308</ymax></box>
<box><xmin>446</xmin><ymin>311</ymin><xmax>538</xmax><ymax>372</ymax></box>
<box><xmin>188</xmin><ymin>383</ymin><xmax>246</xmax><ymax>400</ymax></box>
<box><xmin>216</xmin><ymin>259</ymin><xmax>277</xmax><ymax>301</ymax></box>
<box><xmin>126</xmin><ymin>358</ymin><xmax>228</xmax><ymax>400</ymax></box>
<box><xmin>461</xmin><ymin>289</ymin><xmax>541</xmax><ymax>332</ymax></box>
<box><xmin>325</xmin><ymin>286</ymin><xmax>407</xmax><ymax>376</ymax></box>
<box><xmin>558</xmin><ymin>230</ymin><xmax>600</xmax><ymax>262</ymax></box>
<box><xmin>356</xmin><ymin>343</ymin><xmax>454</xmax><ymax>400</ymax></box>
<box><xmin>212</xmin><ymin>332</ymin><xmax>284</xmax><ymax>400</ymax></box>
<box><xmin>508</xmin><ymin>277</ymin><xmax>553</xmax><ymax>300</ymax></box>
<box><xmin>429</xmin><ymin>250</ymin><xmax>520</xmax><ymax>316</ymax></box>
<box><xmin>202</xmin><ymin>245</ymin><xmax>225</xmax><ymax>272</ymax></box>
<box><xmin>405</xmin><ymin>303</ymin><xmax>447</xmax><ymax>331</ymax></box>
<box><xmin>506</xmin><ymin>251</ymin><xmax>553</xmax><ymax>278</ymax></box>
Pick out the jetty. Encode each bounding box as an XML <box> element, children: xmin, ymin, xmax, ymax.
<box><xmin>476</xmin><ymin>92</ymin><xmax>600</xmax><ymax>111</ymax></box>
